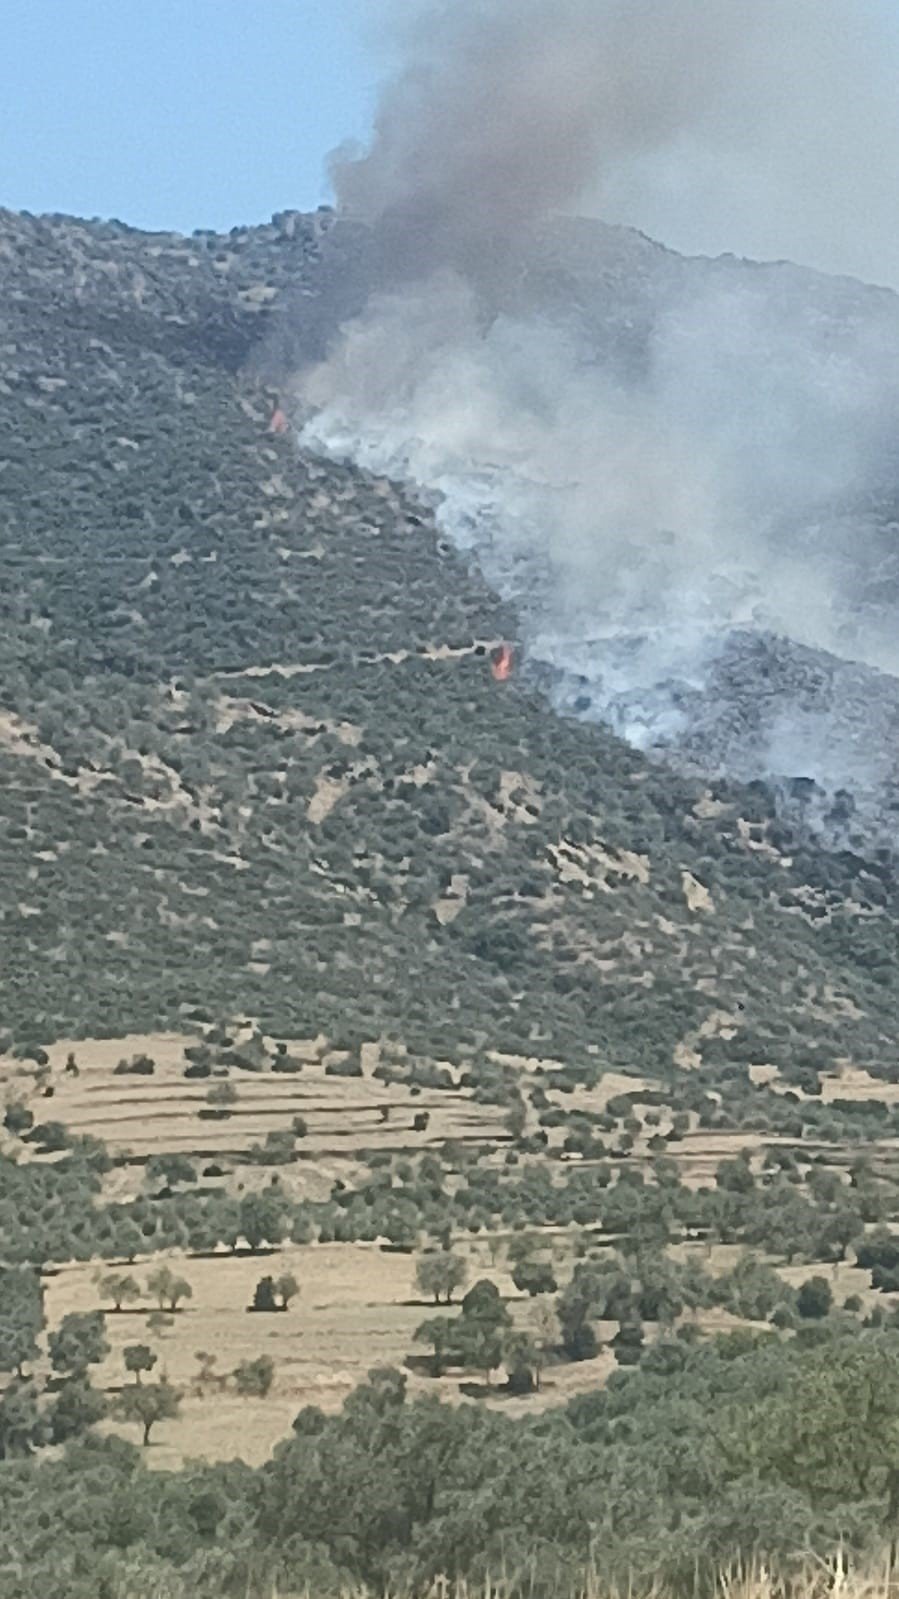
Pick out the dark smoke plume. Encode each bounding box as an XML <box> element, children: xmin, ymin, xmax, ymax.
<box><xmin>297</xmin><ymin>0</ymin><xmax>899</xmax><ymax>803</ymax></box>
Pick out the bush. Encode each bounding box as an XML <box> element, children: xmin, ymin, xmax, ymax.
<box><xmin>114</xmin><ymin>1055</ymin><xmax>155</xmax><ymax>1076</ymax></box>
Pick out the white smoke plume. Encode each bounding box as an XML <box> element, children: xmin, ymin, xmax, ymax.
<box><xmin>298</xmin><ymin>0</ymin><xmax>899</xmax><ymax>769</ymax></box>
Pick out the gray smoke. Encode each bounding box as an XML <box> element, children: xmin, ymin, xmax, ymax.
<box><xmin>298</xmin><ymin>0</ymin><xmax>899</xmax><ymax>796</ymax></box>
<box><xmin>329</xmin><ymin>0</ymin><xmax>899</xmax><ymax>289</ymax></box>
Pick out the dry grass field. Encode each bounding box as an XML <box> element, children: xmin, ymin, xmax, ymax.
<box><xmin>1</xmin><ymin>1031</ymin><xmax>509</xmax><ymax>1173</ymax></box>
<box><xmin>11</xmin><ymin>1027</ymin><xmax>898</xmax><ymax>1474</ymax></box>
<box><xmin>42</xmin><ymin>1239</ymin><xmax>614</xmax><ymax>1467</ymax></box>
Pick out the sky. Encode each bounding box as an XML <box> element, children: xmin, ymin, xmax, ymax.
<box><xmin>0</xmin><ymin>0</ymin><xmax>379</xmax><ymax>233</ymax></box>
<box><xmin>3</xmin><ymin>0</ymin><xmax>899</xmax><ymax>286</ymax></box>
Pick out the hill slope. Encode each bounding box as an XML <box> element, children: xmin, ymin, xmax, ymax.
<box><xmin>0</xmin><ymin>205</ymin><xmax>897</xmax><ymax>1093</ymax></box>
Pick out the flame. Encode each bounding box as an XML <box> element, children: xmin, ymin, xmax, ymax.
<box><xmin>491</xmin><ymin>643</ymin><xmax>514</xmax><ymax>682</ymax></box>
<box><xmin>269</xmin><ymin>406</ymin><xmax>289</xmax><ymax>435</ymax></box>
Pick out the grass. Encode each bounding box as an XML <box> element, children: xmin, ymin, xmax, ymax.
<box><xmin>43</xmin><ymin>1237</ymin><xmax>613</xmax><ymax>1465</ymax></box>
<box><xmin>114</xmin><ymin>1554</ymin><xmax>899</xmax><ymax>1598</ymax></box>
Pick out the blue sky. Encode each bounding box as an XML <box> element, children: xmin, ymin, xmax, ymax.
<box><xmin>0</xmin><ymin>0</ymin><xmax>379</xmax><ymax>232</ymax></box>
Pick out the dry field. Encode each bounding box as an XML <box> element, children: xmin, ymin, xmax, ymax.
<box><xmin>42</xmin><ymin>1239</ymin><xmax>613</xmax><ymax>1468</ymax></box>
<box><xmin>1</xmin><ymin>1031</ymin><xmax>508</xmax><ymax>1175</ymax></box>
<box><xmin>10</xmin><ymin>1029</ymin><xmax>891</xmax><ymax>1473</ymax></box>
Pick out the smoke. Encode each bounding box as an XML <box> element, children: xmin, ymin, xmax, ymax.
<box><xmin>296</xmin><ymin>0</ymin><xmax>899</xmax><ymax>792</ymax></box>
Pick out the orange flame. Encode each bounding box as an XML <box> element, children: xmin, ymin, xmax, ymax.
<box><xmin>269</xmin><ymin>406</ymin><xmax>289</xmax><ymax>435</ymax></box>
<box><xmin>491</xmin><ymin>644</ymin><xmax>514</xmax><ymax>683</ymax></box>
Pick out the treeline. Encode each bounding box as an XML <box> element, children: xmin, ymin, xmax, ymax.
<box><xmin>4</xmin><ymin>1327</ymin><xmax>899</xmax><ymax>1597</ymax></box>
<box><xmin>1</xmin><ymin>1125</ymin><xmax>895</xmax><ymax>1273</ymax></box>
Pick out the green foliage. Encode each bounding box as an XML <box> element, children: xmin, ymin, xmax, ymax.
<box><xmin>512</xmin><ymin>1259</ymin><xmax>558</xmax><ymax>1296</ymax></box>
<box><xmin>415</xmin><ymin>1250</ymin><xmax>468</xmax><ymax>1304</ymax></box>
<box><xmin>123</xmin><ymin>1344</ymin><xmax>158</xmax><ymax>1383</ymax></box>
<box><xmin>48</xmin><ymin>1377</ymin><xmax>107</xmax><ymax>1443</ymax></box>
<box><xmin>797</xmin><ymin>1276</ymin><xmax>835</xmax><ymax>1320</ymax></box>
<box><xmin>48</xmin><ymin>1311</ymin><xmax>109</xmax><ymax>1379</ymax></box>
<box><xmin>234</xmin><ymin>1355</ymin><xmax>275</xmax><ymax>1398</ymax></box>
<box><xmin>117</xmin><ymin>1379</ymin><xmax>181</xmax><ymax>1446</ymax></box>
<box><xmin>98</xmin><ymin>1271</ymin><xmax>141</xmax><ymax>1311</ymax></box>
<box><xmin>146</xmin><ymin>1266</ymin><xmax>193</xmax><ymax>1312</ymax></box>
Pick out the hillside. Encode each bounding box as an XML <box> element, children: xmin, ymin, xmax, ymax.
<box><xmin>3</xmin><ymin>207</ymin><xmax>899</xmax><ymax>1599</ymax></box>
<box><xmin>1</xmin><ymin>205</ymin><xmax>897</xmax><ymax>1075</ymax></box>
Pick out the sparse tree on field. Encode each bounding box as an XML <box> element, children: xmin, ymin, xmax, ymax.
<box><xmin>234</xmin><ymin>1356</ymin><xmax>275</xmax><ymax>1398</ymax></box>
<box><xmin>206</xmin><ymin>1082</ymin><xmax>238</xmax><ymax>1116</ymax></box>
<box><xmin>97</xmin><ymin>1272</ymin><xmax>141</xmax><ymax>1312</ymax></box>
<box><xmin>146</xmin><ymin>1266</ymin><xmax>193</xmax><ymax>1313</ymax></box>
<box><xmin>274</xmin><ymin>1272</ymin><xmax>299</xmax><ymax>1309</ymax></box>
<box><xmin>117</xmin><ymin>1380</ymin><xmax>181</xmax><ymax>1446</ymax></box>
<box><xmin>250</xmin><ymin>1276</ymin><xmax>279</xmax><ymax>1312</ymax></box>
<box><xmin>194</xmin><ymin>1350</ymin><xmax>226</xmax><ymax>1394</ymax></box>
<box><xmin>413</xmin><ymin>1316</ymin><xmax>455</xmax><ymax>1377</ymax></box>
<box><xmin>123</xmin><ymin>1344</ymin><xmax>158</xmax><ymax>1384</ymax></box>
<box><xmin>145</xmin><ymin>1310</ymin><xmax>175</xmax><ymax>1337</ymax></box>
<box><xmin>503</xmin><ymin>1329</ymin><xmax>540</xmax><ymax>1394</ymax></box>
<box><xmin>415</xmin><ymin>1251</ymin><xmax>468</xmax><ymax>1305</ymax></box>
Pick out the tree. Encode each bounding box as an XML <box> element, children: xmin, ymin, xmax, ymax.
<box><xmin>250</xmin><ymin>1276</ymin><xmax>279</xmax><ymax>1313</ymax></box>
<box><xmin>114</xmin><ymin>1217</ymin><xmax>145</xmax><ymax>1264</ymax></box>
<box><xmin>205</xmin><ymin>1082</ymin><xmax>238</xmax><ymax>1116</ymax></box>
<box><xmin>146</xmin><ymin>1266</ymin><xmax>193</xmax><ymax>1312</ymax></box>
<box><xmin>117</xmin><ymin>1380</ymin><xmax>181</xmax><ymax>1446</ymax></box>
<box><xmin>611</xmin><ymin>1319</ymin><xmax>645</xmax><ymax>1367</ymax></box>
<box><xmin>239</xmin><ymin>1191</ymin><xmax>287</xmax><ymax>1252</ymax></box>
<box><xmin>0</xmin><ymin>1381</ymin><xmax>45</xmax><ymax>1460</ymax></box>
<box><xmin>49</xmin><ymin>1311</ymin><xmax>109</xmax><ymax>1379</ymax></box>
<box><xmin>194</xmin><ymin>1350</ymin><xmax>221</xmax><ymax>1391</ymax></box>
<box><xmin>455</xmin><ymin>1278</ymin><xmax>511</xmax><ymax>1388</ymax></box>
<box><xmin>717</xmin><ymin>1155</ymin><xmax>755</xmax><ymax>1195</ymax></box>
<box><xmin>529</xmin><ymin>1300</ymin><xmax>559</xmax><ymax>1390</ymax></box>
<box><xmin>49</xmin><ymin>1378</ymin><xmax>107</xmax><ymax>1443</ymax></box>
<box><xmin>275</xmin><ymin>1272</ymin><xmax>299</xmax><ymax>1309</ymax></box>
<box><xmin>512</xmin><ymin>1260</ymin><xmax>558</xmax><ymax>1297</ymax></box>
<box><xmin>234</xmin><ymin>1356</ymin><xmax>275</xmax><ymax>1398</ymax></box>
<box><xmin>507</xmin><ymin>1232</ymin><xmax>541</xmax><ymax>1267</ymax></box>
<box><xmin>145</xmin><ymin>1310</ymin><xmax>175</xmax><ymax>1337</ymax></box>
<box><xmin>415</xmin><ymin>1252</ymin><xmax>468</xmax><ymax>1305</ymax></box>
<box><xmin>557</xmin><ymin>1268</ymin><xmax>601</xmax><ymax>1362</ymax></box>
<box><xmin>413</xmin><ymin>1316</ymin><xmax>455</xmax><ymax>1377</ymax></box>
<box><xmin>98</xmin><ymin>1272</ymin><xmax>141</xmax><ymax>1312</ymax></box>
<box><xmin>504</xmin><ymin>1099</ymin><xmax>527</xmax><ymax>1140</ymax></box>
<box><xmin>145</xmin><ymin>1154</ymin><xmax>196</xmax><ymax>1190</ymax></box>
<box><xmin>124</xmin><ymin>1344</ymin><xmax>158</xmax><ymax>1384</ymax></box>
<box><xmin>797</xmin><ymin>1276</ymin><xmax>834</xmax><ymax>1320</ymax></box>
<box><xmin>0</xmin><ymin>1269</ymin><xmax>44</xmax><ymax>1379</ymax></box>
<box><xmin>460</xmin><ymin>1279</ymin><xmax>507</xmax><ymax>1324</ymax></box>
<box><xmin>3</xmin><ymin>1102</ymin><xmax>33</xmax><ymax>1138</ymax></box>
<box><xmin>503</xmin><ymin>1329</ymin><xmax>539</xmax><ymax>1394</ymax></box>
<box><xmin>455</xmin><ymin>1317</ymin><xmax>504</xmax><ymax>1388</ymax></box>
